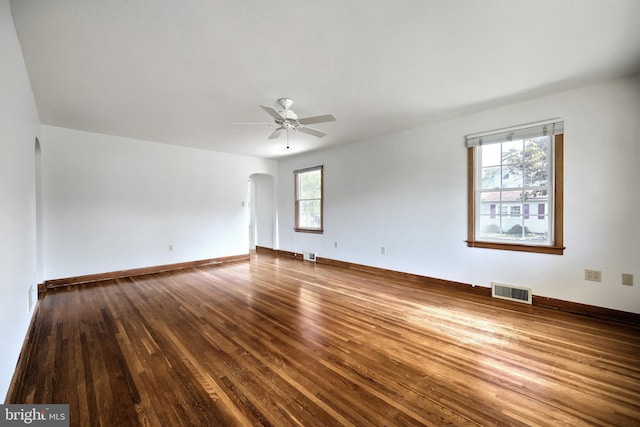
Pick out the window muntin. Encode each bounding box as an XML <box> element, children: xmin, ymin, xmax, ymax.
<box><xmin>466</xmin><ymin>121</ymin><xmax>564</xmax><ymax>255</ymax></box>
<box><xmin>294</xmin><ymin>166</ymin><xmax>323</xmax><ymax>233</ymax></box>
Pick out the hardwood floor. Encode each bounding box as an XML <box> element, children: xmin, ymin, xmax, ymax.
<box><xmin>8</xmin><ymin>254</ymin><xmax>640</xmax><ymax>426</ymax></box>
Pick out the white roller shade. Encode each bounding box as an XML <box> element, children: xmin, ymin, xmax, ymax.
<box><xmin>466</xmin><ymin>119</ymin><xmax>564</xmax><ymax>148</ymax></box>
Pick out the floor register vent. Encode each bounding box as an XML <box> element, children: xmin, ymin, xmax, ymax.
<box><xmin>491</xmin><ymin>282</ymin><xmax>532</xmax><ymax>304</ymax></box>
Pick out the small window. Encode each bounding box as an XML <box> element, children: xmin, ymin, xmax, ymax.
<box><xmin>294</xmin><ymin>166</ymin><xmax>323</xmax><ymax>233</ymax></box>
<box><xmin>466</xmin><ymin>120</ymin><xmax>564</xmax><ymax>255</ymax></box>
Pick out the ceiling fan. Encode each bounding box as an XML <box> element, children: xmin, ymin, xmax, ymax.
<box><xmin>238</xmin><ymin>98</ymin><xmax>336</xmax><ymax>148</ymax></box>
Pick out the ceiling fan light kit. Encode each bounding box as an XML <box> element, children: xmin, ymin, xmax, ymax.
<box><xmin>240</xmin><ymin>98</ymin><xmax>336</xmax><ymax>149</ymax></box>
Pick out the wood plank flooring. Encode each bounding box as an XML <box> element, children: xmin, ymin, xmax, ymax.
<box><xmin>8</xmin><ymin>254</ymin><xmax>640</xmax><ymax>426</ymax></box>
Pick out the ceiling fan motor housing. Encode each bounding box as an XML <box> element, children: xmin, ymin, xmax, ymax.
<box><xmin>278</xmin><ymin>110</ymin><xmax>298</xmax><ymax>121</ymax></box>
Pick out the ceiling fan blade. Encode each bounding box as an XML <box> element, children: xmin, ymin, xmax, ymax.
<box><xmin>269</xmin><ymin>127</ymin><xmax>285</xmax><ymax>139</ymax></box>
<box><xmin>232</xmin><ymin>122</ymin><xmax>273</xmax><ymax>125</ymax></box>
<box><xmin>297</xmin><ymin>126</ymin><xmax>327</xmax><ymax>138</ymax></box>
<box><xmin>260</xmin><ymin>105</ymin><xmax>284</xmax><ymax>121</ymax></box>
<box><xmin>297</xmin><ymin>114</ymin><xmax>336</xmax><ymax>125</ymax></box>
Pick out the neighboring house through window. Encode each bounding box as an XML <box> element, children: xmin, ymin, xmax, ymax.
<box><xmin>466</xmin><ymin>120</ymin><xmax>564</xmax><ymax>254</ymax></box>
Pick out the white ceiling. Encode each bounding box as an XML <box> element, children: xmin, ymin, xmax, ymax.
<box><xmin>10</xmin><ymin>0</ymin><xmax>640</xmax><ymax>159</ymax></box>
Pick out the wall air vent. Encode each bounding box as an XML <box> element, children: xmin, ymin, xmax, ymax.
<box><xmin>491</xmin><ymin>282</ymin><xmax>532</xmax><ymax>304</ymax></box>
<box><xmin>303</xmin><ymin>252</ymin><xmax>316</xmax><ymax>262</ymax></box>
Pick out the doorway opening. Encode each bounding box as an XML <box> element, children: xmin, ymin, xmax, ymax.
<box><xmin>248</xmin><ymin>174</ymin><xmax>275</xmax><ymax>252</ymax></box>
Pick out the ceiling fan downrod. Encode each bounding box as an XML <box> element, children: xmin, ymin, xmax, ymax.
<box><xmin>278</xmin><ymin>98</ymin><xmax>294</xmax><ymax>111</ymax></box>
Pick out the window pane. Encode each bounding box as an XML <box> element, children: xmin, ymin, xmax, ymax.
<box><xmin>523</xmin><ymin>137</ymin><xmax>549</xmax><ymax>187</ymax></box>
<box><xmin>501</xmin><ymin>165</ymin><xmax>523</xmax><ymax>188</ymax></box>
<box><xmin>523</xmin><ymin>217</ymin><xmax>549</xmax><ymax>242</ymax></box>
<box><xmin>298</xmin><ymin>200</ymin><xmax>321</xmax><ymax>228</ymax></box>
<box><xmin>299</xmin><ymin>169</ymin><xmax>321</xmax><ymax>199</ymax></box>
<box><xmin>501</xmin><ymin>212</ymin><xmax>523</xmax><ymax>237</ymax></box>
<box><xmin>481</xmin><ymin>144</ymin><xmax>501</xmax><ymax>167</ymax></box>
<box><xmin>479</xmin><ymin>215</ymin><xmax>502</xmax><ymax>239</ymax></box>
<box><xmin>501</xmin><ymin>190</ymin><xmax>523</xmax><ymax>202</ymax></box>
<box><xmin>501</xmin><ymin>140</ymin><xmax>523</xmax><ymax>164</ymax></box>
<box><xmin>522</xmin><ymin>189</ymin><xmax>548</xmax><ymax>203</ymax></box>
<box><xmin>524</xmin><ymin>169</ymin><xmax>548</xmax><ymax>187</ymax></box>
<box><xmin>480</xmin><ymin>202</ymin><xmax>497</xmax><ymax>215</ymax></box>
<box><xmin>524</xmin><ymin>137</ymin><xmax>548</xmax><ymax>162</ymax></box>
<box><xmin>480</xmin><ymin>190</ymin><xmax>501</xmax><ymax>202</ymax></box>
<box><xmin>481</xmin><ymin>166</ymin><xmax>501</xmax><ymax>189</ymax></box>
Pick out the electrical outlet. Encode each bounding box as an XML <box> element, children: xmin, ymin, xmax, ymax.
<box><xmin>334</xmin><ymin>241</ymin><xmax>338</xmax><ymax>249</ymax></box>
<box><xmin>381</xmin><ymin>246</ymin><xmax>386</xmax><ymax>255</ymax></box>
<box><xmin>585</xmin><ymin>269</ymin><xmax>601</xmax><ymax>282</ymax></box>
<box><xmin>622</xmin><ymin>273</ymin><xmax>634</xmax><ymax>286</ymax></box>
<box><xmin>169</xmin><ymin>244</ymin><xmax>173</xmax><ymax>251</ymax></box>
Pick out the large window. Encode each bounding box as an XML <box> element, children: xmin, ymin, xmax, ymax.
<box><xmin>295</xmin><ymin>165</ymin><xmax>323</xmax><ymax>233</ymax></box>
<box><xmin>466</xmin><ymin>120</ymin><xmax>564</xmax><ymax>254</ymax></box>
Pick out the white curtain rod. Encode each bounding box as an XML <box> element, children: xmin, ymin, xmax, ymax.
<box><xmin>465</xmin><ymin>118</ymin><xmax>562</xmax><ymax>140</ymax></box>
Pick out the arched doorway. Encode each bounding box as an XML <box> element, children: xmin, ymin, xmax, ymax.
<box><xmin>249</xmin><ymin>173</ymin><xmax>275</xmax><ymax>251</ymax></box>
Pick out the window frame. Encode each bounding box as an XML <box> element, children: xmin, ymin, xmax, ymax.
<box><xmin>294</xmin><ymin>165</ymin><xmax>324</xmax><ymax>234</ymax></box>
<box><xmin>467</xmin><ymin>134</ymin><xmax>564</xmax><ymax>255</ymax></box>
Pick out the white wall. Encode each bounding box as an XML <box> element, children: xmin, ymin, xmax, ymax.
<box><xmin>41</xmin><ymin>126</ymin><xmax>277</xmax><ymax>280</ymax></box>
<box><xmin>0</xmin><ymin>0</ymin><xmax>41</xmax><ymax>400</ymax></box>
<box><xmin>277</xmin><ymin>75</ymin><xmax>640</xmax><ymax>314</ymax></box>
